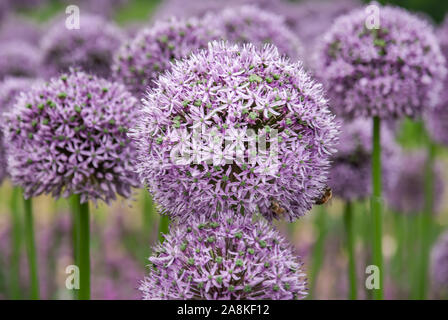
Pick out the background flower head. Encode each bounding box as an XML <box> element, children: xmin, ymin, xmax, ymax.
<box><xmin>41</xmin><ymin>14</ymin><xmax>125</xmax><ymax>78</ymax></box>
<box><xmin>328</xmin><ymin>118</ymin><xmax>397</xmax><ymax>201</ymax></box>
<box><xmin>112</xmin><ymin>16</ymin><xmax>221</xmax><ymax>96</ymax></box>
<box><xmin>0</xmin><ymin>41</ymin><xmax>41</xmax><ymax>80</ymax></box>
<box><xmin>204</xmin><ymin>5</ymin><xmax>303</xmax><ymax>60</ymax></box>
<box><xmin>316</xmin><ymin>3</ymin><xmax>446</xmax><ymax>119</ymax></box>
<box><xmin>131</xmin><ymin>41</ymin><xmax>339</xmax><ymax>222</ymax></box>
<box><xmin>2</xmin><ymin>69</ymin><xmax>140</xmax><ymax>203</ymax></box>
<box><xmin>139</xmin><ymin>211</ymin><xmax>307</xmax><ymax>300</ymax></box>
<box><xmin>385</xmin><ymin>150</ymin><xmax>445</xmax><ymax>214</ymax></box>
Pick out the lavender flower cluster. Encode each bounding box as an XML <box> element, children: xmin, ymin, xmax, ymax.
<box><xmin>431</xmin><ymin>231</ymin><xmax>448</xmax><ymax>294</ymax></box>
<box><xmin>112</xmin><ymin>16</ymin><xmax>220</xmax><ymax>95</ymax></box>
<box><xmin>385</xmin><ymin>151</ymin><xmax>445</xmax><ymax>215</ymax></box>
<box><xmin>139</xmin><ymin>212</ymin><xmax>307</xmax><ymax>300</ymax></box>
<box><xmin>328</xmin><ymin>119</ymin><xmax>396</xmax><ymax>201</ymax></box>
<box><xmin>0</xmin><ymin>77</ymin><xmax>37</xmax><ymax>183</ymax></box>
<box><xmin>316</xmin><ymin>4</ymin><xmax>446</xmax><ymax>119</ymax></box>
<box><xmin>41</xmin><ymin>14</ymin><xmax>125</xmax><ymax>78</ymax></box>
<box><xmin>426</xmin><ymin>15</ymin><xmax>448</xmax><ymax>146</ymax></box>
<box><xmin>131</xmin><ymin>41</ymin><xmax>339</xmax><ymax>223</ymax></box>
<box><xmin>204</xmin><ymin>5</ymin><xmax>303</xmax><ymax>60</ymax></box>
<box><xmin>0</xmin><ymin>41</ymin><xmax>41</xmax><ymax>80</ymax></box>
<box><xmin>2</xmin><ymin>69</ymin><xmax>140</xmax><ymax>203</ymax></box>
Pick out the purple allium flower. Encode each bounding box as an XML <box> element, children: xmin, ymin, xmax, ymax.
<box><xmin>0</xmin><ymin>15</ymin><xmax>42</xmax><ymax>45</ymax></box>
<box><xmin>280</xmin><ymin>0</ymin><xmax>360</xmax><ymax>49</ymax></box>
<box><xmin>316</xmin><ymin>4</ymin><xmax>447</xmax><ymax>119</ymax></box>
<box><xmin>431</xmin><ymin>231</ymin><xmax>448</xmax><ymax>294</ymax></box>
<box><xmin>0</xmin><ymin>77</ymin><xmax>38</xmax><ymax>183</ymax></box>
<box><xmin>385</xmin><ymin>151</ymin><xmax>445</xmax><ymax>214</ymax></box>
<box><xmin>151</xmin><ymin>0</ymin><xmax>279</xmax><ymax>21</ymax></box>
<box><xmin>41</xmin><ymin>14</ymin><xmax>125</xmax><ymax>78</ymax></box>
<box><xmin>139</xmin><ymin>212</ymin><xmax>307</xmax><ymax>300</ymax></box>
<box><xmin>0</xmin><ymin>41</ymin><xmax>41</xmax><ymax>80</ymax></box>
<box><xmin>2</xmin><ymin>69</ymin><xmax>140</xmax><ymax>204</ymax></box>
<box><xmin>130</xmin><ymin>41</ymin><xmax>339</xmax><ymax>222</ymax></box>
<box><xmin>204</xmin><ymin>5</ymin><xmax>303</xmax><ymax>60</ymax></box>
<box><xmin>425</xmin><ymin>15</ymin><xmax>448</xmax><ymax>146</ymax></box>
<box><xmin>112</xmin><ymin>16</ymin><xmax>221</xmax><ymax>96</ymax></box>
<box><xmin>329</xmin><ymin>119</ymin><xmax>397</xmax><ymax>201</ymax></box>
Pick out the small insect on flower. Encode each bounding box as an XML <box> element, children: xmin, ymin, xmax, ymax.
<box><xmin>314</xmin><ymin>186</ymin><xmax>332</xmax><ymax>205</ymax></box>
<box><xmin>270</xmin><ymin>199</ymin><xmax>286</xmax><ymax>216</ymax></box>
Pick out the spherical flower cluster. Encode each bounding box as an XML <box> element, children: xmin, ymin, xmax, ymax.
<box><xmin>316</xmin><ymin>4</ymin><xmax>446</xmax><ymax>119</ymax></box>
<box><xmin>0</xmin><ymin>77</ymin><xmax>38</xmax><ymax>183</ymax></box>
<box><xmin>0</xmin><ymin>15</ymin><xmax>42</xmax><ymax>45</ymax></box>
<box><xmin>431</xmin><ymin>231</ymin><xmax>448</xmax><ymax>294</ymax></box>
<box><xmin>425</xmin><ymin>16</ymin><xmax>448</xmax><ymax>146</ymax></box>
<box><xmin>2</xmin><ymin>69</ymin><xmax>140</xmax><ymax>203</ymax></box>
<box><xmin>205</xmin><ymin>5</ymin><xmax>303</xmax><ymax>60</ymax></box>
<box><xmin>385</xmin><ymin>151</ymin><xmax>445</xmax><ymax>214</ymax></box>
<box><xmin>280</xmin><ymin>0</ymin><xmax>360</xmax><ymax>48</ymax></box>
<box><xmin>0</xmin><ymin>41</ymin><xmax>41</xmax><ymax>80</ymax></box>
<box><xmin>139</xmin><ymin>212</ymin><xmax>307</xmax><ymax>300</ymax></box>
<box><xmin>41</xmin><ymin>14</ymin><xmax>125</xmax><ymax>78</ymax></box>
<box><xmin>151</xmin><ymin>0</ymin><xmax>280</xmax><ymax>21</ymax></box>
<box><xmin>130</xmin><ymin>41</ymin><xmax>339</xmax><ymax>222</ymax></box>
<box><xmin>112</xmin><ymin>16</ymin><xmax>221</xmax><ymax>95</ymax></box>
<box><xmin>328</xmin><ymin>119</ymin><xmax>396</xmax><ymax>201</ymax></box>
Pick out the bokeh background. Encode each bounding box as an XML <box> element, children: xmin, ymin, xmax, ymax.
<box><xmin>0</xmin><ymin>0</ymin><xmax>448</xmax><ymax>300</ymax></box>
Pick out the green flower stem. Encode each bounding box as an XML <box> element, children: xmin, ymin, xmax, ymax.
<box><xmin>344</xmin><ymin>201</ymin><xmax>357</xmax><ymax>300</ymax></box>
<box><xmin>158</xmin><ymin>215</ymin><xmax>170</xmax><ymax>243</ymax></box>
<box><xmin>23</xmin><ymin>195</ymin><xmax>39</xmax><ymax>300</ymax></box>
<box><xmin>371</xmin><ymin>116</ymin><xmax>383</xmax><ymax>300</ymax></box>
<box><xmin>418</xmin><ymin>141</ymin><xmax>436</xmax><ymax>299</ymax></box>
<box><xmin>10</xmin><ymin>187</ymin><xmax>22</xmax><ymax>299</ymax></box>
<box><xmin>78</xmin><ymin>200</ymin><xmax>90</xmax><ymax>300</ymax></box>
<box><xmin>308</xmin><ymin>206</ymin><xmax>327</xmax><ymax>299</ymax></box>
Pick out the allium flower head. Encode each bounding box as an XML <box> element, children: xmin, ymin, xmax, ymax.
<box><xmin>0</xmin><ymin>41</ymin><xmax>41</xmax><ymax>80</ymax></box>
<box><xmin>425</xmin><ymin>15</ymin><xmax>448</xmax><ymax>146</ymax></box>
<box><xmin>131</xmin><ymin>41</ymin><xmax>339</xmax><ymax>222</ymax></box>
<box><xmin>139</xmin><ymin>212</ymin><xmax>307</xmax><ymax>300</ymax></box>
<box><xmin>385</xmin><ymin>151</ymin><xmax>445</xmax><ymax>214</ymax></box>
<box><xmin>112</xmin><ymin>16</ymin><xmax>221</xmax><ymax>95</ymax></box>
<box><xmin>431</xmin><ymin>231</ymin><xmax>448</xmax><ymax>294</ymax></box>
<box><xmin>316</xmin><ymin>4</ymin><xmax>446</xmax><ymax>119</ymax></box>
<box><xmin>0</xmin><ymin>15</ymin><xmax>42</xmax><ymax>45</ymax></box>
<box><xmin>2</xmin><ymin>69</ymin><xmax>140</xmax><ymax>203</ymax></box>
<box><xmin>41</xmin><ymin>14</ymin><xmax>125</xmax><ymax>78</ymax></box>
<box><xmin>205</xmin><ymin>5</ymin><xmax>303</xmax><ymax>60</ymax></box>
<box><xmin>329</xmin><ymin>119</ymin><xmax>396</xmax><ymax>201</ymax></box>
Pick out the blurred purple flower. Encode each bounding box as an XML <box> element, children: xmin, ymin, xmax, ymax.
<box><xmin>139</xmin><ymin>212</ymin><xmax>307</xmax><ymax>300</ymax></box>
<box><xmin>316</xmin><ymin>4</ymin><xmax>446</xmax><ymax>119</ymax></box>
<box><xmin>0</xmin><ymin>41</ymin><xmax>41</xmax><ymax>80</ymax></box>
<box><xmin>425</xmin><ymin>15</ymin><xmax>448</xmax><ymax>146</ymax></box>
<box><xmin>385</xmin><ymin>150</ymin><xmax>445</xmax><ymax>214</ymax></box>
<box><xmin>0</xmin><ymin>15</ymin><xmax>42</xmax><ymax>45</ymax></box>
<box><xmin>431</xmin><ymin>231</ymin><xmax>448</xmax><ymax>295</ymax></box>
<box><xmin>204</xmin><ymin>5</ymin><xmax>303</xmax><ymax>60</ymax></box>
<box><xmin>130</xmin><ymin>41</ymin><xmax>339</xmax><ymax>222</ymax></box>
<box><xmin>41</xmin><ymin>14</ymin><xmax>125</xmax><ymax>78</ymax></box>
<box><xmin>329</xmin><ymin>119</ymin><xmax>397</xmax><ymax>201</ymax></box>
<box><xmin>60</xmin><ymin>0</ymin><xmax>129</xmax><ymax>18</ymax></box>
<box><xmin>0</xmin><ymin>77</ymin><xmax>38</xmax><ymax>183</ymax></box>
<box><xmin>112</xmin><ymin>16</ymin><xmax>221</xmax><ymax>96</ymax></box>
<box><xmin>2</xmin><ymin>69</ymin><xmax>140</xmax><ymax>204</ymax></box>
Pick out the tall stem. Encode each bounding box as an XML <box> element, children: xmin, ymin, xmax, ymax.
<box><xmin>78</xmin><ymin>201</ymin><xmax>90</xmax><ymax>300</ymax></box>
<box><xmin>418</xmin><ymin>141</ymin><xmax>435</xmax><ymax>299</ymax></box>
<box><xmin>23</xmin><ymin>196</ymin><xmax>39</xmax><ymax>299</ymax></box>
<box><xmin>10</xmin><ymin>187</ymin><xmax>22</xmax><ymax>299</ymax></box>
<box><xmin>70</xmin><ymin>195</ymin><xmax>81</xmax><ymax>299</ymax></box>
<box><xmin>142</xmin><ymin>191</ymin><xmax>156</xmax><ymax>237</ymax></box>
<box><xmin>158</xmin><ymin>215</ymin><xmax>170</xmax><ymax>243</ymax></box>
<box><xmin>344</xmin><ymin>201</ymin><xmax>357</xmax><ymax>299</ymax></box>
<box><xmin>308</xmin><ymin>206</ymin><xmax>327</xmax><ymax>299</ymax></box>
<box><xmin>371</xmin><ymin>116</ymin><xmax>383</xmax><ymax>299</ymax></box>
